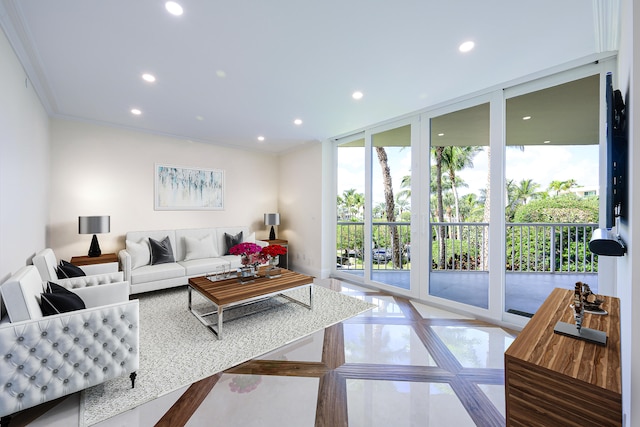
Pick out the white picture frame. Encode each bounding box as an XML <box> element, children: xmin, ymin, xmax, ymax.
<box><xmin>154</xmin><ymin>164</ymin><xmax>224</xmax><ymax>210</ymax></box>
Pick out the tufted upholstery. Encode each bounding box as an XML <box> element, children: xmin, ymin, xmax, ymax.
<box><xmin>0</xmin><ymin>266</ymin><xmax>139</xmax><ymax>419</ymax></box>
<box><xmin>32</xmin><ymin>248</ymin><xmax>124</xmax><ymax>289</ymax></box>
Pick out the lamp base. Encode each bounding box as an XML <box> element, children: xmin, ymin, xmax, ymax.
<box><xmin>88</xmin><ymin>234</ymin><xmax>102</xmax><ymax>257</ymax></box>
<box><xmin>269</xmin><ymin>226</ymin><xmax>276</xmax><ymax>240</ymax></box>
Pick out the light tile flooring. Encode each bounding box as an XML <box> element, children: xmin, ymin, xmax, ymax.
<box><xmin>16</xmin><ymin>280</ymin><xmax>517</xmax><ymax>427</ymax></box>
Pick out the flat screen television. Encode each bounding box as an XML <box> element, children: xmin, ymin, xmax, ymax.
<box><xmin>604</xmin><ymin>72</ymin><xmax>627</xmax><ymax>230</ymax></box>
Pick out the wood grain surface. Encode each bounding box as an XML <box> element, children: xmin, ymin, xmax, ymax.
<box><xmin>189</xmin><ymin>268</ymin><xmax>313</xmax><ymax>306</ymax></box>
<box><xmin>505</xmin><ymin>287</ymin><xmax>621</xmax><ymax>426</ymax></box>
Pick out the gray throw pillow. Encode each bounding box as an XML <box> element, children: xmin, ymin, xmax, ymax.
<box><xmin>224</xmin><ymin>231</ymin><xmax>243</xmax><ymax>255</ymax></box>
<box><xmin>149</xmin><ymin>236</ymin><xmax>175</xmax><ymax>265</ymax></box>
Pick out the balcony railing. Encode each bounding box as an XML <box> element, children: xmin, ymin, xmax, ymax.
<box><xmin>336</xmin><ymin>221</ymin><xmax>598</xmax><ymax>273</ymax></box>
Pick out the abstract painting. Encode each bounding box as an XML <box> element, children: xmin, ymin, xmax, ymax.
<box><xmin>155</xmin><ymin>164</ymin><xmax>224</xmax><ymax>210</ymax></box>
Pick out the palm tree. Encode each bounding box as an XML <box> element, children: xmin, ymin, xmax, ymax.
<box><xmin>395</xmin><ymin>195</ymin><xmax>410</xmax><ymax>218</ymax></box>
<box><xmin>374</xmin><ymin>147</ymin><xmax>401</xmax><ymax>268</ymax></box>
<box><xmin>515</xmin><ymin>179</ymin><xmax>541</xmax><ymax>205</ymax></box>
<box><xmin>433</xmin><ymin>146</ymin><xmax>446</xmax><ymax>269</ymax></box>
<box><xmin>560</xmin><ymin>179</ymin><xmax>578</xmax><ymax>193</ymax></box>
<box><xmin>548</xmin><ymin>180</ymin><xmax>564</xmax><ymax>196</ymax></box>
<box><xmin>372</xmin><ymin>202</ymin><xmax>386</xmax><ymax>219</ymax></box>
<box><xmin>459</xmin><ymin>193</ymin><xmax>484</xmax><ymax>222</ymax></box>
<box><xmin>441</xmin><ymin>146</ymin><xmax>481</xmax><ymax>223</ymax></box>
<box><xmin>397</xmin><ymin>174</ymin><xmax>411</xmax><ymax>203</ymax></box>
<box><xmin>339</xmin><ymin>189</ymin><xmax>364</xmax><ymax>221</ymax></box>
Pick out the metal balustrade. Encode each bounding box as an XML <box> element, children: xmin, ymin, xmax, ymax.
<box><xmin>336</xmin><ymin>221</ymin><xmax>598</xmax><ymax>273</ymax></box>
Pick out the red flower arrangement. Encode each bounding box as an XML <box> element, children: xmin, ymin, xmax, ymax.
<box><xmin>260</xmin><ymin>244</ymin><xmax>287</xmax><ymax>258</ymax></box>
<box><xmin>229</xmin><ymin>243</ymin><xmax>287</xmax><ymax>266</ymax></box>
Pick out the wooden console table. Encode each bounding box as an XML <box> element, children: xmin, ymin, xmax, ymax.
<box><xmin>505</xmin><ymin>288</ymin><xmax>621</xmax><ymax>426</ymax></box>
<box><xmin>70</xmin><ymin>253</ymin><xmax>118</xmax><ymax>266</ymax></box>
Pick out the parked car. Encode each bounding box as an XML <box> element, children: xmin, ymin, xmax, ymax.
<box><xmin>372</xmin><ymin>248</ymin><xmax>392</xmax><ymax>263</ymax></box>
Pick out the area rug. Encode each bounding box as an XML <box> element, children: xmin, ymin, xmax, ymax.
<box><xmin>80</xmin><ymin>284</ymin><xmax>374</xmax><ymax>426</ymax></box>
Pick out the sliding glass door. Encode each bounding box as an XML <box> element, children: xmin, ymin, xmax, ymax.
<box><xmin>369</xmin><ymin>124</ymin><xmax>413</xmax><ymax>290</ymax></box>
<box><xmin>331</xmin><ymin>60</ymin><xmax>610</xmax><ymax>322</ymax></box>
<box><xmin>336</xmin><ymin>133</ymin><xmax>365</xmax><ymax>280</ymax></box>
<box><xmin>427</xmin><ymin>102</ymin><xmax>490</xmax><ymax>309</ymax></box>
<box><xmin>334</xmin><ymin>121</ymin><xmax>417</xmax><ymax>295</ymax></box>
<box><xmin>504</xmin><ymin>75</ymin><xmax>601</xmax><ymax>317</ymax></box>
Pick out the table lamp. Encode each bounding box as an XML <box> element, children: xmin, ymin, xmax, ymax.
<box><xmin>264</xmin><ymin>213</ymin><xmax>280</xmax><ymax>240</ymax></box>
<box><xmin>79</xmin><ymin>215</ymin><xmax>110</xmax><ymax>257</ymax></box>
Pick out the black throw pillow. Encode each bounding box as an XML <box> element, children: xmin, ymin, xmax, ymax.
<box><xmin>40</xmin><ymin>282</ymin><xmax>86</xmax><ymax>316</ymax></box>
<box><xmin>224</xmin><ymin>231</ymin><xmax>243</xmax><ymax>255</ymax></box>
<box><xmin>149</xmin><ymin>236</ymin><xmax>175</xmax><ymax>265</ymax></box>
<box><xmin>55</xmin><ymin>260</ymin><xmax>86</xmax><ymax>279</ymax></box>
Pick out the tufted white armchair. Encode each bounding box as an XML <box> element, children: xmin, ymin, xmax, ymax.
<box><xmin>32</xmin><ymin>248</ymin><xmax>124</xmax><ymax>290</ymax></box>
<box><xmin>0</xmin><ymin>266</ymin><xmax>139</xmax><ymax>425</ymax></box>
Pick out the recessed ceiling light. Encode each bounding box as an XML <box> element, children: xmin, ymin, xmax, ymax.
<box><xmin>165</xmin><ymin>1</ymin><xmax>183</xmax><ymax>16</ymax></box>
<box><xmin>257</xmin><ymin>136</ymin><xmax>265</xmax><ymax>142</ymax></box>
<box><xmin>216</xmin><ymin>70</ymin><xmax>226</xmax><ymax>78</ymax></box>
<box><xmin>352</xmin><ymin>91</ymin><xmax>364</xmax><ymax>100</ymax></box>
<box><xmin>522</xmin><ymin>116</ymin><xmax>532</xmax><ymax>120</ymax></box>
<box><xmin>131</xmin><ymin>108</ymin><xmax>142</xmax><ymax>115</ymax></box>
<box><xmin>543</xmin><ymin>140</ymin><xmax>551</xmax><ymax>144</ymax></box>
<box><xmin>459</xmin><ymin>41</ymin><xmax>475</xmax><ymax>53</ymax></box>
<box><xmin>294</xmin><ymin>119</ymin><xmax>303</xmax><ymax>125</ymax></box>
<box><xmin>438</xmin><ymin>133</ymin><xmax>445</xmax><ymax>137</ymax></box>
<box><xmin>142</xmin><ymin>73</ymin><xmax>156</xmax><ymax>83</ymax></box>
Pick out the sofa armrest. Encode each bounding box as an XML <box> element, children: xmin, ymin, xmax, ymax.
<box><xmin>81</xmin><ymin>262</ymin><xmax>119</xmax><ymax>276</ymax></box>
<box><xmin>256</xmin><ymin>240</ymin><xmax>269</xmax><ymax>248</ymax></box>
<box><xmin>72</xmin><ymin>281</ymin><xmax>130</xmax><ymax>308</ymax></box>
<box><xmin>0</xmin><ymin>299</ymin><xmax>139</xmax><ymax>418</ymax></box>
<box><xmin>54</xmin><ymin>272</ymin><xmax>125</xmax><ymax>290</ymax></box>
<box><xmin>118</xmin><ymin>249</ymin><xmax>132</xmax><ymax>283</ymax></box>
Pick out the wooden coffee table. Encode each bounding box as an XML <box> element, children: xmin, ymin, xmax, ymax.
<box><xmin>188</xmin><ymin>268</ymin><xmax>314</xmax><ymax>339</ymax></box>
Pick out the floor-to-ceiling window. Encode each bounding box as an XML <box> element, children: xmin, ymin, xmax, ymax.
<box><xmin>331</xmin><ymin>59</ymin><xmax>613</xmax><ymax>323</ymax></box>
<box><xmin>427</xmin><ymin>103</ymin><xmax>490</xmax><ymax>309</ymax></box>
<box><xmin>336</xmin><ymin>133</ymin><xmax>365</xmax><ymax>281</ymax></box>
<box><xmin>334</xmin><ymin>121</ymin><xmax>417</xmax><ymax>295</ymax></box>
<box><xmin>503</xmin><ymin>74</ymin><xmax>601</xmax><ymax>316</ymax></box>
<box><xmin>369</xmin><ymin>123</ymin><xmax>413</xmax><ymax>290</ymax></box>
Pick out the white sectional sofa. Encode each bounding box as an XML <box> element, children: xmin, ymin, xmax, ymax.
<box><xmin>119</xmin><ymin>227</ymin><xmax>267</xmax><ymax>294</ymax></box>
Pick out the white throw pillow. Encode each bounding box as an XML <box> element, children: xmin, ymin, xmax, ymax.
<box><xmin>245</xmin><ymin>232</ymin><xmax>256</xmax><ymax>243</ymax></box>
<box><xmin>126</xmin><ymin>239</ymin><xmax>151</xmax><ymax>269</ymax></box>
<box><xmin>184</xmin><ymin>234</ymin><xmax>218</xmax><ymax>261</ymax></box>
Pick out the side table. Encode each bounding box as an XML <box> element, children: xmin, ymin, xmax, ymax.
<box><xmin>70</xmin><ymin>253</ymin><xmax>118</xmax><ymax>267</ymax></box>
<box><xmin>260</xmin><ymin>239</ymin><xmax>288</xmax><ymax>269</ymax></box>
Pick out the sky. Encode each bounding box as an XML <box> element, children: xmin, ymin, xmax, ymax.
<box><xmin>337</xmin><ymin>144</ymin><xmax>600</xmax><ymax>205</ymax></box>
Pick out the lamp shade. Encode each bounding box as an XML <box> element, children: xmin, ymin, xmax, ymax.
<box><xmin>264</xmin><ymin>213</ymin><xmax>280</xmax><ymax>226</ymax></box>
<box><xmin>79</xmin><ymin>216</ymin><xmax>110</xmax><ymax>234</ymax></box>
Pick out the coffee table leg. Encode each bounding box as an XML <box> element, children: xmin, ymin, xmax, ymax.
<box><xmin>218</xmin><ymin>306</ymin><xmax>224</xmax><ymax>340</ymax></box>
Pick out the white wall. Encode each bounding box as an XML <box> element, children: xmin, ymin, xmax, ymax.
<box><xmin>616</xmin><ymin>0</ymin><xmax>639</xmax><ymax>425</ymax></box>
<box><xmin>49</xmin><ymin>119</ymin><xmax>280</xmax><ymax>261</ymax></box>
<box><xmin>0</xmin><ymin>27</ymin><xmax>49</xmax><ymax>283</ymax></box>
<box><xmin>277</xmin><ymin>142</ymin><xmax>323</xmax><ymax>277</ymax></box>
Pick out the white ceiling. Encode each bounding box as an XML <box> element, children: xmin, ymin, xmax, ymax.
<box><xmin>0</xmin><ymin>0</ymin><xmax>601</xmax><ymax>152</ymax></box>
